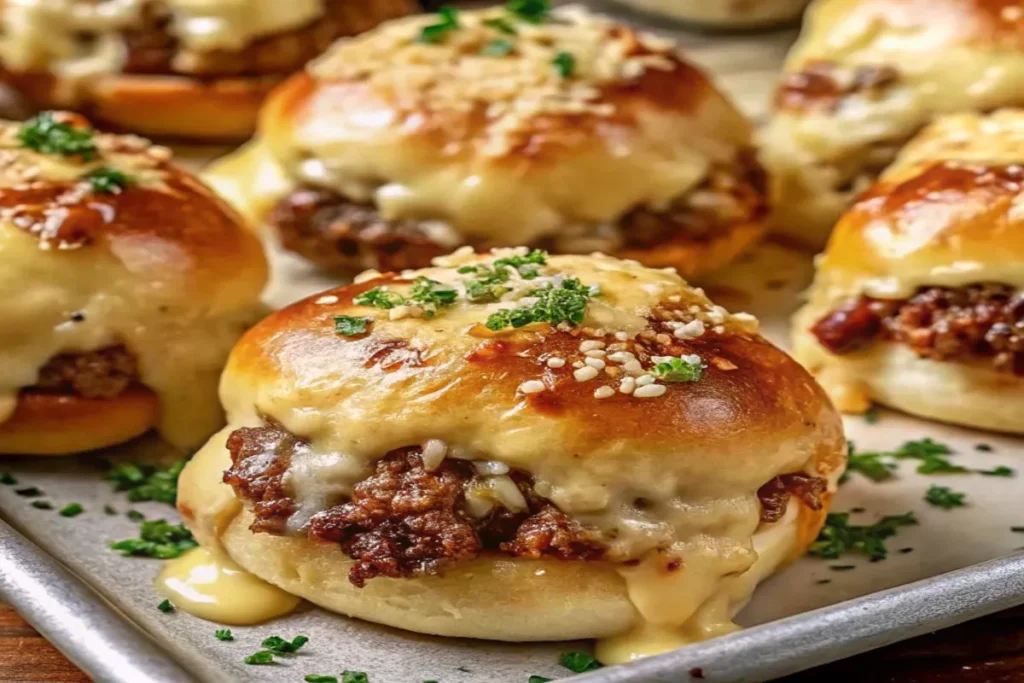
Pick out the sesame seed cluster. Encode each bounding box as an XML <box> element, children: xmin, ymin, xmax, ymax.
<box><xmin>308</xmin><ymin>4</ymin><xmax>680</xmax><ymax>156</ymax></box>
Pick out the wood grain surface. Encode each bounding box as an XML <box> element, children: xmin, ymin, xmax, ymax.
<box><xmin>4</xmin><ymin>600</ymin><xmax>1024</xmax><ymax>682</ymax></box>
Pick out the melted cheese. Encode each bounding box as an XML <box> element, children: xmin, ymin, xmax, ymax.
<box><xmin>0</xmin><ymin>0</ymin><xmax>325</xmax><ymax>75</ymax></box>
<box><xmin>156</xmin><ymin>546</ymin><xmax>300</xmax><ymax>624</ymax></box>
<box><xmin>0</xmin><ymin>393</ymin><xmax>15</xmax><ymax>424</ymax></box>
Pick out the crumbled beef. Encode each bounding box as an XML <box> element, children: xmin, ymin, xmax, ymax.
<box><xmin>811</xmin><ymin>284</ymin><xmax>1024</xmax><ymax>374</ymax></box>
<box><xmin>223</xmin><ymin>422</ymin><xmax>300</xmax><ymax>533</ymax></box>
<box><xmin>34</xmin><ymin>345</ymin><xmax>139</xmax><ymax>399</ymax></box>
<box><xmin>500</xmin><ymin>505</ymin><xmax>605</xmax><ymax>561</ymax></box>
<box><xmin>757</xmin><ymin>473</ymin><xmax>828</xmax><ymax>524</ymax></box>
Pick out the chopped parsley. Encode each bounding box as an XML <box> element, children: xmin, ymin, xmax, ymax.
<box><xmin>410</xmin><ymin>277</ymin><xmax>458</xmax><ymax>310</ymax></box>
<box><xmin>157</xmin><ymin>599</ymin><xmax>174</xmax><ymax>613</ymax></box>
<box><xmin>1012</xmin><ymin>527</ymin><xmax>1024</xmax><ymax>533</ymax></box>
<box><xmin>977</xmin><ymin>466</ymin><xmax>1014</xmax><ymax>477</ymax></box>
<box><xmin>107</xmin><ymin>460</ymin><xmax>186</xmax><ymax>505</ymax></box>
<box><xmin>506</xmin><ymin>0</ymin><xmax>551</xmax><ymax>23</ymax></box>
<box><xmin>85</xmin><ymin>167</ymin><xmax>132</xmax><ymax>194</ymax></box>
<box><xmin>30</xmin><ymin>501</ymin><xmax>53</xmax><ymax>510</ymax></box>
<box><xmin>354</xmin><ymin>286</ymin><xmax>406</xmax><ymax>310</ymax></box>
<box><xmin>262</xmin><ymin>634</ymin><xmax>309</xmax><ymax>655</ymax></box>
<box><xmin>15</xmin><ymin>487</ymin><xmax>42</xmax><ymax>497</ymax></box>
<box><xmin>484</xmin><ymin>16</ymin><xmax>518</xmax><ymax>34</ymax></box>
<box><xmin>244</xmin><ymin>651</ymin><xmax>275</xmax><ymax>666</ymax></box>
<box><xmin>842</xmin><ymin>442</ymin><xmax>895</xmax><ymax>483</ymax></box>
<box><xmin>59</xmin><ymin>503</ymin><xmax>84</xmax><ymax>517</ymax></box>
<box><xmin>925</xmin><ymin>485</ymin><xmax>966</xmax><ymax>510</ymax></box>
<box><xmin>492</xmin><ymin>248</ymin><xmax>547</xmax><ymax>275</ymax></box>
<box><xmin>482</xmin><ymin>38</ymin><xmax>515</xmax><ymax>57</ymax></box>
<box><xmin>459</xmin><ymin>250</ymin><xmax>548</xmax><ymax>302</ymax></box>
<box><xmin>552</xmin><ymin>51</ymin><xmax>576</xmax><ymax>78</ymax></box>
<box><xmin>109</xmin><ymin>519</ymin><xmax>197</xmax><ymax>559</ymax></box>
<box><xmin>126</xmin><ymin>510</ymin><xmax>145</xmax><ymax>522</ymax></box>
<box><xmin>215</xmin><ymin>629</ymin><xmax>234</xmax><ymax>641</ymax></box>
<box><xmin>104</xmin><ymin>505</ymin><xmax>117</xmax><ymax>515</ymax></box>
<box><xmin>830</xmin><ymin>565</ymin><xmax>856</xmax><ymax>571</ymax></box>
<box><xmin>486</xmin><ymin>277</ymin><xmax>594</xmax><ymax>330</ymax></box>
<box><xmin>976</xmin><ymin>443</ymin><xmax>994</xmax><ymax>452</ymax></box>
<box><xmin>305</xmin><ymin>677</ymin><xmax>338</xmax><ymax>683</ymax></box>
<box><xmin>892</xmin><ymin>438</ymin><xmax>967</xmax><ymax>474</ymax></box>
<box><xmin>815</xmin><ymin>579</ymin><xmax>832</xmax><ymax>585</ymax></box>
<box><xmin>342</xmin><ymin>673</ymin><xmax>369</xmax><ymax>683</ymax></box>
<box><xmin>650</xmin><ymin>356</ymin><xmax>704</xmax><ymax>383</ymax></box>
<box><xmin>419</xmin><ymin>5</ymin><xmax>459</xmax><ymax>43</ymax></box>
<box><xmin>0</xmin><ymin>472</ymin><xmax>17</xmax><ymax>485</ymax></box>
<box><xmin>559</xmin><ymin>651</ymin><xmax>601</xmax><ymax>673</ymax></box>
<box><xmin>18</xmin><ymin>112</ymin><xmax>97</xmax><ymax>159</ymax></box>
<box><xmin>863</xmin><ymin>406</ymin><xmax>880</xmax><ymax>424</ymax></box>
<box><xmin>334</xmin><ymin>315</ymin><xmax>370</xmax><ymax>336</ymax></box>
<box><xmin>809</xmin><ymin>511</ymin><xmax>917</xmax><ymax>562</ymax></box>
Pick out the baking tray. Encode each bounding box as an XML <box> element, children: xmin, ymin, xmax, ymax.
<box><xmin>3</xmin><ymin>15</ymin><xmax>1024</xmax><ymax>683</ymax></box>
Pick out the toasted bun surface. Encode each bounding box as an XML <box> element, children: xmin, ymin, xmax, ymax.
<box><xmin>762</xmin><ymin>0</ymin><xmax>1024</xmax><ymax>245</ymax></box>
<box><xmin>0</xmin><ymin>112</ymin><xmax>268</xmax><ymax>452</ymax></box>
<box><xmin>0</xmin><ymin>0</ymin><xmax>418</xmax><ymax>140</ymax></box>
<box><xmin>179</xmin><ymin>249</ymin><xmax>844</xmax><ymax>656</ymax></box>
<box><xmin>204</xmin><ymin>6</ymin><xmax>766</xmax><ymax>277</ymax></box>
<box><xmin>793</xmin><ymin>110</ymin><xmax>1024</xmax><ymax>430</ymax></box>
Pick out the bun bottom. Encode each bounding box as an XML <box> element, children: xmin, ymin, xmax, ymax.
<box><xmin>2</xmin><ymin>70</ymin><xmax>277</xmax><ymax>141</ymax></box>
<box><xmin>613</xmin><ymin>218</ymin><xmax>766</xmax><ymax>280</ymax></box>
<box><xmin>0</xmin><ymin>388</ymin><xmax>160</xmax><ymax>455</ymax></box>
<box><xmin>792</xmin><ymin>315</ymin><xmax>1024</xmax><ymax>434</ymax></box>
<box><xmin>178</xmin><ymin>430</ymin><xmax>823</xmax><ymax>643</ymax></box>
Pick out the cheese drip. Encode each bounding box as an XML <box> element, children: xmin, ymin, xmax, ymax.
<box><xmin>156</xmin><ymin>546</ymin><xmax>300</xmax><ymax>624</ymax></box>
<box><xmin>0</xmin><ymin>0</ymin><xmax>325</xmax><ymax>75</ymax></box>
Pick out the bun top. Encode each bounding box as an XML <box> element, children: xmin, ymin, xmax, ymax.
<box><xmin>0</xmin><ymin>112</ymin><xmax>267</xmax><ymax>447</ymax></box>
<box><xmin>221</xmin><ymin>248</ymin><xmax>844</xmax><ymax>559</ymax></box>
<box><xmin>0</xmin><ymin>0</ymin><xmax>326</xmax><ymax>74</ymax></box>
<box><xmin>239</xmin><ymin>5</ymin><xmax>753</xmax><ymax>243</ymax></box>
<box><xmin>816</xmin><ymin>109</ymin><xmax>1024</xmax><ymax>299</ymax></box>
<box><xmin>770</xmin><ymin>0</ymin><xmax>1024</xmax><ymax>161</ymax></box>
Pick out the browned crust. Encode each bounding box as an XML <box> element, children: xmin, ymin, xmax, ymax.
<box><xmin>0</xmin><ymin>387</ymin><xmax>160</xmax><ymax>455</ymax></box>
<box><xmin>773</xmin><ymin>60</ymin><xmax>900</xmax><ymax>113</ymax></box>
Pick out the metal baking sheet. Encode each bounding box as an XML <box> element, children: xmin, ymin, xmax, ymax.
<box><xmin>3</xmin><ymin>13</ymin><xmax>1024</xmax><ymax>683</ymax></box>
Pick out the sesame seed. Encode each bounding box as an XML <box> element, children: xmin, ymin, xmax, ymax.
<box><xmin>585</xmin><ymin>349</ymin><xmax>606</xmax><ymax>358</ymax></box>
<box><xmin>635</xmin><ymin>374</ymin><xmax>655</xmax><ymax>386</ymax></box>
<box><xmin>585</xmin><ymin>357</ymin><xmax>606</xmax><ymax>370</ymax></box>
<box><xmin>674</xmin><ymin>320</ymin><xmax>705</xmax><ymax>339</ymax></box>
<box><xmin>607</xmin><ymin>351</ymin><xmax>635</xmax><ymax>364</ymax></box>
<box><xmin>634</xmin><ymin>384</ymin><xmax>667</xmax><ymax>398</ymax></box>
<box><xmin>615</xmin><ymin>331</ymin><xmax>629</xmax><ymax>341</ymax></box>
<box><xmin>315</xmin><ymin>295</ymin><xmax>339</xmax><ymax>305</ymax></box>
<box><xmin>579</xmin><ymin>340</ymin><xmax>606</xmax><ymax>352</ymax></box>
<box><xmin>668</xmin><ymin>295</ymin><xmax>681</xmax><ymax>303</ymax></box>
<box><xmin>655</xmin><ymin>333</ymin><xmax>672</xmax><ymax>345</ymax></box>
<box><xmin>574</xmin><ymin>366</ymin><xmax>600</xmax><ymax>382</ymax></box>
<box><xmin>604</xmin><ymin>366</ymin><xmax>622</xmax><ymax>378</ymax></box>
<box><xmin>714</xmin><ymin>325</ymin><xmax>725</xmax><ymax>334</ymax></box>
<box><xmin>518</xmin><ymin>380</ymin><xmax>546</xmax><ymax>394</ymax></box>
<box><xmin>622</xmin><ymin>359</ymin><xmax>643</xmax><ymax>375</ymax></box>
<box><xmin>573</xmin><ymin>360</ymin><xmax>585</xmax><ymax>369</ymax></box>
<box><xmin>546</xmin><ymin>357</ymin><xmax>566</xmax><ymax>368</ymax></box>
<box><xmin>594</xmin><ymin>386</ymin><xmax>615</xmax><ymax>399</ymax></box>
<box><xmin>619</xmin><ymin>377</ymin><xmax>636</xmax><ymax>394</ymax></box>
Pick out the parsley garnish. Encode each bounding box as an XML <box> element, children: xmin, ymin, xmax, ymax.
<box><xmin>560</xmin><ymin>651</ymin><xmax>600</xmax><ymax>673</ymax></box>
<box><xmin>815</xmin><ymin>579</ymin><xmax>832</xmax><ymax>585</ymax></box>
<box><xmin>486</xmin><ymin>277</ymin><xmax>594</xmax><ymax>330</ymax></box>
<box><xmin>59</xmin><ymin>503</ymin><xmax>84</xmax><ymax>517</ymax></box>
<box><xmin>893</xmin><ymin>438</ymin><xmax>967</xmax><ymax>474</ymax></box>
<box><xmin>650</xmin><ymin>356</ymin><xmax>704</xmax><ymax>383</ymax></box>
<box><xmin>506</xmin><ymin>0</ymin><xmax>551</xmax><ymax>23</ymax></box>
<box><xmin>975</xmin><ymin>443</ymin><xmax>994</xmax><ymax>452</ymax></box>
<box><xmin>109</xmin><ymin>519</ymin><xmax>197</xmax><ymax>559</ymax></box>
<box><xmin>0</xmin><ymin>472</ymin><xmax>17</xmax><ymax>485</ymax></box>
<box><xmin>410</xmin><ymin>277</ymin><xmax>458</xmax><ymax>310</ymax></box>
<box><xmin>484</xmin><ymin>16</ymin><xmax>518</xmax><ymax>34</ymax></box>
<box><xmin>107</xmin><ymin>460</ymin><xmax>186</xmax><ymax>505</ymax></box>
<box><xmin>843</xmin><ymin>442</ymin><xmax>896</xmax><ymax>483</ymax></box>
<box><xmin>126</xmin><ymin>510</ymin><xmax>145</xmax><ymax>522</ymax></box>
<box><xmin>305</xmin><ymin>677</ymin><xmax>338</xmax><ymax>683</ymax></box>
<box><xmin>354</xmin><ymin>286</ymin><xmax>405</xmax><ymax>310</ymax></box>
<box><xmin>157</xmin><ymin>599</ymin><xmax>174</xmax><ymax>613</ymax></box>
<box><xmin>244</xmin><ymin>651</ymin><xmax>275</xmax><ymax>665</ymax></box>
<box><xmin>492</xmin><ymin>248</ymin><xmax>547</xmax><ymax>275</ymax></box>
<box><xmin>215</xmin><ymin>629</ymin><xmax>234</xmax><ymax>641</ymax></box>
<box><xmin>977</xmin><ymin>466</ymin><xmax>1014</xmax><ymax>477</ymax></box>
<box><xmin>925</xmin><ymin>485</ymin><xmax>966</xmax><ymax>509</ymax></box>
<box><xmin>18</xmin><ymin>112</ymin><xmax>97</xmax><ymax>159</ymax></box>
<box><xmin>342</xmin><ymin>673</ymin><xmax>369</xmax><ymax>683</ymax></box>
<box><xmin>334</xmin><ymin>315</ymin><xmax>370</xmax><ymax>336</ymax></box>
<box><xmin>419</xmin><ymin>5</ymin><xmax>459</xmax><ymax>43</ymax></box>
<box><xmin>830</xmin><ymin>564</ymin><xmax>856</xmax><ymax>571</ymax></box>
<box><xmin>1012</xmin><ymin>527</ymin><xmax>1024</xmax><ymax>533</ymax></box>
<box><xmin>529</xmin><ymin>677</ymin><xmax>553</xmax><ymax>683</ymax></box>
<box><xmin>482</xmin><ymin>38</ymin><xmax>515</xmax><ymax>57</ymax></box>
<box><xmin>85</xmin><ymin>167</ymin><xmax>132</xmax><ymax>194</ymax></box>
<box><xmin>15</xmin><ymin>487</ymin><xmax>42</xmax><ymax>497</ymax></box>
<box><xmin>262</xmin><ymin>635</ymin><xmax>309</xmax><ymax>655</ymax></box>
<box><xmin>31</xmin><ymin>501</ymin><xmax>53</xmax><ymax>510</ymax></box>
<box><xmin>809</xmin><ymin>511</ymin><xmax>917</xmax><ymax>561</ymax></box>
<box><xmin>863</xmin><ymin>406</ymin><xmax>880</xmax><ymax>424</ymax></box>
<box><xmin>104</xmin><ymin>505</ymin><xmax>117</xmax><ymax>515</ymax></box>
<box><xmin>552</xmin><ymin>51</ymin><xmax>576</xmax><ymax>78</ymax></box>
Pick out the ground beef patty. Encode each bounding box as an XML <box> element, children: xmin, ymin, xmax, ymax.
<box><xmin>33</xmin><ymin>345</ymin><xmax>139</xmax><ymax>399</ymax></box>
<box><xmin>224</xmin><ymin>421</ymin><xmax>826</xmax><ymax>586</ymax></box>
<box><xmin>267</xmin><ymin>152</ymin><xmax>767</xmax><ymax>275</ymax></box>
<box><xmin>811</xmin><ymin>284</ymin><xmax>1024</xmax><ymax>375</ymax></box>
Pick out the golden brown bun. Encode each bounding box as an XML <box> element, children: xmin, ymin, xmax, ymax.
<box><xmin>204</xmin><ymin>6</ymin><xmax>767</xmax><ymax>277</ymax></box>
<box><xmin>0</xmin><ymin>0</ymin><xmax>419</xmax><ymax>141</ymax></box>
<box><xmin>179</xmin><ymin>250</ymin><xmax>844</xmax><ymax>652</ymax></box>
<box><xmin>0</xmin><ymin>388</ymin><xmax>160</xmax><ymax>455</ymax></box>
<box><xmin>0</xmin><ymin>113</ymin><xmax>268</xmax><ymax>452</ymax></box>
<box><xmin>762</xmin><ymin>0</ymin><xmax>1024</xmax><ymax>246</ymax></box>
<box><xmin>613</xmin><ymin>0</ymin><xmax>810</xmax><ymax>28</ymax></box>
<box><xmin>793</xmin><ymin>110</ymin><xmax>1024</xmax><ymax>432</ymax></box>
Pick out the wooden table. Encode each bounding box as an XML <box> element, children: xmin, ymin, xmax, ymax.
<box><xmin>4</xmin><ymin>601</ymin><xmax>1023</xmax><ymax>682</ymax></box>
